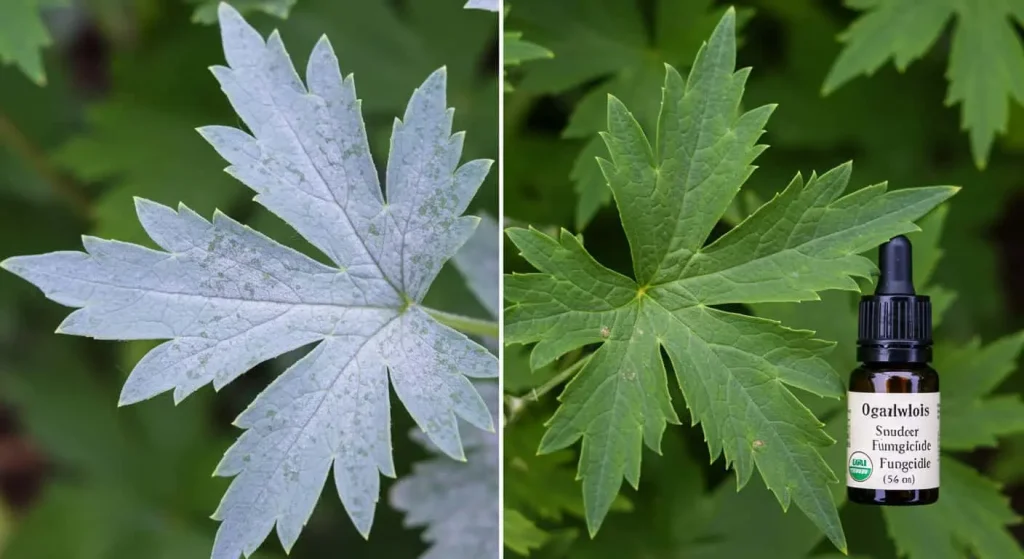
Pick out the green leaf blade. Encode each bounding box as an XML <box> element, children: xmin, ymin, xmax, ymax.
<box><xmin>662</xmin><ymin>165</ymin><xmax>958</xmax><ymax>306</ymax></box>
<box><xmin>823</xmin><ymin>0</ymin><xmax>952</xmax><ymax>95</ymax></box>
<box><xmin>599</xmin><ymin>10</ymin><xmax>774</xmax><ymax>286</ymax></box>
<box><xmin>0</xmin><ymin>0</ymin><xmax>64</xmax><ymax>85</ymax></box>
<box><xmin>503</xmin><ymin>509</ymin><xmax>550</xmax><ymax>556</ymax></box>
<box><xmin>824</xmin><ymin>0</ymin><xmax>1024</xmax><ymax>167</ymax></box>
<box><xmin>504</xmin><ymin>32</ymin><xmax>553</xmax><ymax>66</ymax></box>
<box><xmin>947</xmin><ymin>0</ymin><xmax>1024</xmax><ymax>168</ymax></box>
<box><xmin>936</xmin><ymin>331</ymin><xmax>1024</xmax><ymax>451</ymax></box>
<box><xmin>883</xmin><ymin>459</ymin><xmax>1023</xmax><ymax>559</ymax></box>
<box><xmin>505</xmin><ymin>8</ymin><xmax>959</xmax><ymax>554</ymax></box>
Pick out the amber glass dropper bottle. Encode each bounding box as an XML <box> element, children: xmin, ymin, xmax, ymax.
<box><xmin>848</xmin><ymin>235</ymin><xmax>940</xmax><ymax>506</ymax></box>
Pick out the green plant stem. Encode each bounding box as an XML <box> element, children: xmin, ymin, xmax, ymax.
<box><xmin>0</xmin><ymin>111</ymin><xmax>91</xmax><ymax>217</ymax></box>
<box><xmin>528</xmin><ymin>353</ymin><xmax>592</xmax><ymax>402</ymax></box>
<box><xmin>422</xmin><ymin>306</ymin><xmax>498</xmax><ymax>338</ymax></box>
<box><xmin>505</xmin><ymin>352</ymin><xmax>592</xmax><ymax>425</ymax></box>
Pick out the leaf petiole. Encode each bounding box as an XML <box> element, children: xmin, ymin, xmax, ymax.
<box><xmin>505</xmin><ymin>352</ymin><xmax>593</xmax><ymax>425</ymax></box>
<box><xmin>422</xmin><ymin>306</ymin><xmax>498</xmax><ymax>338</ymax></box>
<box><xmin>529</xmin><ymin>353</ymin><xmax>592</xmax><ymax>403</ymax></box>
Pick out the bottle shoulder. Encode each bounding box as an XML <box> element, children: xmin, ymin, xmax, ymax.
<box><xmin>849</xmin><ymin>363</ymin><xmax>939</xmax><ymax>393</ymax></box>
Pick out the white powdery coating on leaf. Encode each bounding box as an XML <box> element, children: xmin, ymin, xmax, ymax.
<box><xmin>464</xmin><ymin>0</ymin><xmax>500</xmax><ymax>12</ymax></box>
<box><xmin>453</xmin><ymin>214</ymin><xmax>499</xmax><ymax>317</ymax></box>
<box><xmin>390</xmin><ymin>383</ymin><xmax>499</xmax><ymax>559</ymax></box>
<box><xmin>0</xmin><ymin>4</ymin><xmax>497</xmax><ymax>559</ymax></box>
<box><xmin>203</xmin><ymin>5</ymin><xmax>490</xmax><ymax>304</ymax></box>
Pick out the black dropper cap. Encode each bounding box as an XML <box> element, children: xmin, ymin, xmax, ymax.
<box><xmin>857</xmin><ymin>236</ymin><xmax>932</xmax><ymax>363</ymax></box>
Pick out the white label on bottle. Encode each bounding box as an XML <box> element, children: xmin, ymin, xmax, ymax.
<box><xmin>847</xmin><ymin>391</ymin><xmax>940</xmax><ymax>490</ymax></box>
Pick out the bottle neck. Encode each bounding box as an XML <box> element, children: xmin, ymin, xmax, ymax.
<box><xmin>857</xmin><ymin>344</ymin><xmax>932</xmax><ymax>364</ymax></box>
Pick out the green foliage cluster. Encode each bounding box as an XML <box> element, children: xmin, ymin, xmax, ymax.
<box><xmin>505</xmin><ymin>1</ymin><xmax>1024</xmax><ymax>557</ymax></box>
<box><xmin>0</xmin><ymin>0</ymin><xmax>497</xmax><ymax>557</ymax></box>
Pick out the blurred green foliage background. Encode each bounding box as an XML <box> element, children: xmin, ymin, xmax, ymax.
<box><xmin>0</xmin><ymin>0</ymin><xmax>497</xmax><ymax>557</ymax></box>
<box><xmin>504</xmin><ymin>0</ymin><xmax>1024</xmax><ymax>557</ymax></box>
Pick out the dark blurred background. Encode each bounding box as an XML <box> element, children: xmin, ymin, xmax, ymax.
<box><xmin>504</xmin><ymin>0</ymin><xmax>1024</xmax><ymax>557</ymax></box>
<box><xmin>0</xmin><ymin>0</ymin><xmax>497</xmax><ymax>556</ymax></box>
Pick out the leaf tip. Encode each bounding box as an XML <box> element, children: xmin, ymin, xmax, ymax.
<box><xmin>217</xmin><ymin>1</ymin><xmax>243</xmax><ymax>23</ymax></box>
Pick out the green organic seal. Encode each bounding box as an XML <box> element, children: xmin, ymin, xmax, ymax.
<box><xmin>849</xmin><ymin>451</ymin><xmax>873</xmax><ymax>482</ymax></box>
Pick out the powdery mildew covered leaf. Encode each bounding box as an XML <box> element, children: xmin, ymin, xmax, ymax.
<box><xmin>463</xmin><ymin>0</ymin><xmax>499</xmax><ymax>12</ymax></box>
<box><xmin>452</xmin><ymin>214</ymin><xmax>499</xmax><ymax>317</ymax></box>
<box><xmin>1</xmin><ymin>4</ymin><xmax>496</xmax><ymax>558</ymax></box>
<box><xmin>390</xmin><ymin>383</ymin><xmax>499</xmax><ymax>559</ymax></box>
<box><xmin>504</xmin><ymin>9</ymin><xmax>957</xmax><ymax>552</ymax></box>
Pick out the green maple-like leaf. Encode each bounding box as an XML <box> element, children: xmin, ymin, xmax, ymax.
<box><xmin>511</xmin><ymin>0</ymin><xmax>735</xmax><ymax>229</ymax></box>
<box><xmin>504</xmin><ymin>10</ymin><xmax>957</xmax><ymax>550</ymax></box>
<box><xmin>503</xmin><ymin>31</ymin><xmax>552</xmax><ymax>92</ymax></box>
<box><xmin>936</xmin><ymin>332</ymin><xmax>1024</xmax><ymax>450</ymax></box>
<box><xmin>824</xmin><ymin>0</ymin><xmax>1024</xmax><ymax>168</ymax></box>
<box><xmin>503</xmin><ymin>509</ymin><xmax>550</xmax><ymax>556</ymax></box>
<box><xmin>883</xmin><ymin>460</ymin><xmax>1022</xmax><ymax>559</ymax></box>
<box><xmin>504</xmin><ymin>32</ymin><xmax>553</xmax><ymax>67</ymax></box>
<box><xmin>3</xmin><ymin>5</ymin><xmax>496</xmax><ymax>558</ymax></box>
<box><xmin>881</xmin><ymin>330</ymin><xmax>1024</xmax><ymax>559</ymax></box>
<box><xmin>0</xmin><ymin>0</ymin><xmax>65</xmax><ymax>85</ymax></box>
<box><xmin>504</xmin><ymin>412</ymin><xmax>631</xmax><ymax>527</ymax></box>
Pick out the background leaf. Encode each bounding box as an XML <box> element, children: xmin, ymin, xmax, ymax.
<box><xmin>824</xmin><ymin>0</ymin><xmax>1024</xmax><ymax>168</ymax></box>
<box><xmin>0</xmin><ymin>0</ymin><xmax>66</xmax><ymax>84</ymax></box>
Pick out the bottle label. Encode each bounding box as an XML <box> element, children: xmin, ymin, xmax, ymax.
<box><xmin>847</xmin><ymin>391</ymin><xmax>940</xmax><ymax>490</ymax></box>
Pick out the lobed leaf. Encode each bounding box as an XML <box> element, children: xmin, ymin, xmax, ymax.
<box><xmin>511</xmin><ymin>0</ymin><xmax>733</xmax><ymax>229</ymax></box>
<box><xmin>0</xmin><ymin>0</ymin><xmax>65</xmax><ymax>85</ymax></box>
<box><xmin>883</xmin><ymin>460</ymin><xmax>1023</xmax><ymax>559</ymax></box>
<box><xmin>503</xmin><ymin>509</ymin><xmax>550</xmax><ymax>556</ymax></box>
<box><xmin>452</xmin><ymin>214</ymin><xmax>500</xmax><ymax>317</ymax></box>
<box><xmin>2</xmin><ymin>4</ymin><xmax>496</xmax><ymax>558</ymax></box>
<box><xmin>825</xmin><ymin>0</ymin><xmax>1024</xmax><ymax>167</ymax></box>
<box><xmin>390</xmin><ymin>383</ymin><xmax>499</xmax><ymax>559</ymax></box>
<box><xmin>937</xmin><ymin>332</ymin><xmax>1024</xmax><ymax>450</ymax></box>
<box><xmin>505</xmin><ymin>9</ymin><xmax>957</xmax><ymax>551</ymax></box>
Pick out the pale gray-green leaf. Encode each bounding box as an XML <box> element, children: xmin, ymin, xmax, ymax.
<box><xmin>0</xmin><ymin>4</ymin><xmax>495</xmax><ymax>558</ymax></box>
<box><xmin>391</xmin><ymin>383</ymin><xmax>499</xmax><ymax>559</ymax></box>
<box><xmin>464</xmin><ymin>0</ymin><xmax>499</xmax><ymax>12</ymax></box>
<box><xmin>453</xmin><ymin>214</ymin><xmax>499</xmax><ymax>317</ymax></box>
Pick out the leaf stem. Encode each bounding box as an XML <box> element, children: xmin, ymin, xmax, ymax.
<box><xmin>0</xmin><ymin>111</ymin><xmax>91</xmax><ymax>217</ymax></box>
<box><xmin>422</xmin><ymin>306</ymin><xmax>498</xmax><ymax>338</ymax></box>
<box><xmin>505</xmin><ymin>352</ymin><xmax>592</xmax><ymax>425</ymax></box>
<box><xmin>528</xmin><ymin>353</ymin><xmax>592</xmax><ymax>402</ymax></box>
